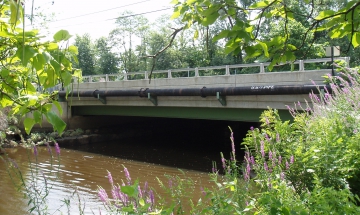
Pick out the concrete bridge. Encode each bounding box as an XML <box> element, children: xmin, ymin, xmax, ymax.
<box><xmin>55</xmin><ymin>57</ymin><xmax>348</xmax><ymax>129</ymax></box>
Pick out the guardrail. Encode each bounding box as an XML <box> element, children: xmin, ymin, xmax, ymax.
<box><xmin>81</xmin><ymin>57</ymin><xmax>350</xmax><ymax>83</ymax></box>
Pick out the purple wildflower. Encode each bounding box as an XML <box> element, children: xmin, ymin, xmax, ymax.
<box><xmin>45</xmin><ymin>142</ymin><xmax>52</xmax><ymax>155</ymax></box>
<box><xmin>265</xmin><ymin>117</ymin><xmax>269</xmax><ymax>125</ymax></box>
<box><xmin>149</xmin><ymin>189</ymin><xmax>155</xmax><ymax>207</ymax></box>
<box><xmin>8</xmin><ymin>158</ymin><xmax>19</xmax><ymax>169</ymax></box>
<box><xmin>265</xmin><ymin>133</ymin><xmax>270</xmax><ymax>141</ymax></box>
<box><xmin>54</xmin><ymin>142</ymin><xmax>60</xmax><ymax>155</ymax></box>
<box><xmin>124</xmin><ymin>167</ymin><xmax>131</xmax><ymax>184</ymax></box>
<box><xmin>221</xmin><ymin>152</ymin><xmax>226</xmax><ymax>169</ymax></box>
<box><xmin>290</xmin><ymin>155</ymin><xmax>294</xmax><ymax>164</ymax></box>
<box><xmin>268</xmin><ymin>178</ymin><xmax>272</xmax><ymax>189</ymax></box>
<box><xmin>280</xmin><ymin>172</ymin><xmax>285</xmax><ymax>181</ymax></box>
<box><xmin>286</xmin><ymin>161</ymin><xmax>290</xmax><ymax>170</ymax></box>
<box><xmin>246</xmin><ymin>163</ymin><xmax>251</xmax><ymax>177</ymax></box>
<box><xmin>111</xmin><ymin>188</ymin><xmax>117</xmax><ymax>200</ymax></box>
<box><xmin>250</xmin><ymin>126</ymin><xmax>254</xmax><ymax>131</ymax></box>
<box><xmin>33</xmin><ymin>145</ymin><xmax>38</xmax><ymax>157</ymax></box>
<box><xmin>138</xmin><ymin>185</ymin><xmax>143</xmax><ymax>199</ymax></box>
<box><xmin>250</xmin><ymin>156</ymin><xmax>255</xmax><ymax>165</ymax></box>
<box><xmin>278</xmin><ymin>155</ymin><xmax>282</xmax><ymax>165</ymax></box>
<box><xmin>98</xmin><ymin>188</ymin><xmax>108</xmax><ymax>203</ymax></box>
<box><xmin>230</xmin><ymin>132</ymin><xmax>235</xmax><ymax>157</ymax></box>
<box><xmin>260</xmin><ymin>141</ymin><xmax>265</xmax><ymax>158</ymax></box>
<box><xmin>107</xmin><ymin>170</ymin><xmax>113</xmax><ymax>185</ymax></box>
<box><xmin>269</xmin><ymin>151</ymin><xmax>273</xmax><ymax>160</ymax></box>
<box><xmin>264</xmin><ymin>162</ymin><xmax>268</xmax><ymax>171</ymax></box>
<box><xmin>200</xmin><ymin>187</ymin><xmax>206</xmax><ymax>196</ymax></box>
<box><xmin>168</xmin><ymin>179</ymin><xmax>173</xmax><ymax>188</ymax></box>
<box><xmin>212</xmin><ymin>167</ymin><xmax>216</xmax><ymax>173</ymax></box>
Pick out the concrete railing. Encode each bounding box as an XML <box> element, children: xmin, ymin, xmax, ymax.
<box><xmin>81</xmin><ymin>57</ymin><xmax>350</xmax><ymax>83</ymax></box>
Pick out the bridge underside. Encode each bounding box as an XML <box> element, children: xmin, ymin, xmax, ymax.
<box><xmin>71</xmin><ymin>106</ymin><xmax>292</xmax><ymax>122</ymax></box>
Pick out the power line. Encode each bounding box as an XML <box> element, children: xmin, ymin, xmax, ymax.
<box><xmin>51</xmin><ymin>7</ymin><xmax>172</xmax><ymax>29</ymax></box>
<box><xmin>50</xmin><ymin>0</ymin><xmax>151</xmax><ymax>23</ymax></box>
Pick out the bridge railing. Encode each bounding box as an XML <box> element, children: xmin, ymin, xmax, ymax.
<box><xmin>81</xmin><ymin>57</ymin><xmax>350</xmax><ymax>83</ymax></box>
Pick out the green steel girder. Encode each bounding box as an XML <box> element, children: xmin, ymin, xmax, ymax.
<box><xmin>71</xmin><ymin>106</ymin><xmax>292</xmax><ymax>122</ymax></box>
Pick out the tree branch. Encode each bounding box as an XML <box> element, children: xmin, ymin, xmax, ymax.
<box><xmin>144</xmin><ymin>26</ymin><xmax>184</xmax><ymax>83</ymax></box>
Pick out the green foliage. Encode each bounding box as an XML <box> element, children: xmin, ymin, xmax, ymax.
<box><xmin>0</xmin><ymin>1</ymin><xmax>81</xmax><ymax>135</ymax></box>
<box><xmin>171</xmin><ymin>0</ymin><xmax>360</xmax><ymax>69</ymax></box>
<box><xmin>73</xmin><ymin>34</ymin><xmax>97</xmax><ymax>76</ymax></box>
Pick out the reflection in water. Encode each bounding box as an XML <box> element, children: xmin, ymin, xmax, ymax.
<box><xmin>0</xmin><ymin>146</ymin><xmax>212</xmax><ymax>214</ymax></box>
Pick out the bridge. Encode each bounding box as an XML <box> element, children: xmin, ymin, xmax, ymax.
<box><xmin>55</xmin><ymin>57</ymin><xmax>348</xmax><ymax>129</ymax></box>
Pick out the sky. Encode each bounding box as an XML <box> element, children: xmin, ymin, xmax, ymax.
<box><xmin>26</xmin><ymin>0</ymin><xmax>174</xmax><ymax>42</ymax></box>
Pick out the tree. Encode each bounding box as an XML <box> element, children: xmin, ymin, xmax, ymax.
<box><xmin>94</xmin><ymin>37</ymin><xmax>119</xmax><ymax>74</ymax></box>
<box><xmin>170</xmin><ymin>0</ymin><xmax>360</xmax><ymax>70</ymax></box>
<box><xmin>0</xmin><ymin>0</ymin><xmax>80</xmax><ymax>135</ymax></box>
<box><xmin>109</xmin><ymin>11</ymin><xmax>150</xmax><ymax>73</ymax></box>
<box><xmin>73</xmin><ymin>34</ymin><xmax>97</xmax><ymax>76</ymax></box>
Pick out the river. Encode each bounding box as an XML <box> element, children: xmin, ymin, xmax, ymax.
<box><xmin>0</xmin><ymin>118</ymin><xmax>253</xmax><ymax>214</ymax></box>
<box><xmin>1</xmin><ymin>144</ymin><xmax>215</xmax><ymax>214</ymax></box>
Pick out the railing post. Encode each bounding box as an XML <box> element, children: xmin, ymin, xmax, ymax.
<box><xmin>145</xmin><ymin>71</ymin><xmax>148</xmax><ymax>80</ymax></box>
<box><xmin>299</xmin><ymin>60</ymin><xmax>304</xmax><ymax>71</ymax></box>
<box><xmin>89</xmin><ymin>76</ymin><xmax>93</xmax><ymax>82</ymax></box>
<box><xmin>260</xmin><ymin>63</ymin><xmax>265</xmax><ymax>73</ymax></box>
<box><xmin>225</xmin><ymin>65</ymin><xmax>230</xmax><ymax>75</ymax></box>
<box><xmin>124</xmin><ymin>73</ymin><xmax>128</xmax><ymax>80</ymax></box>
<box><xmin>105</xmin><ymin>74</ymin><xmax>109</xmax><ymax>82</ymax></box>
<box><xmin>345</xmin><ymin>57</ymin><xmax>350</xmax><ymax>67</ymax></box>
<box><xmin>168</xmin><ymin>70</ymin><xmax>172</xmax><ymax>78</ymax></box>
<box><xmin>195</xmin><ymin>67</ymin><xmax>199</xmax><ymax>77</ymax></box>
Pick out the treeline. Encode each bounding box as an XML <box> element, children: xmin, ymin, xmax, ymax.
<box><xmin>73</xmin><ymin>4</ymin><xmax>360</xmax><ymax>76</ymax></box>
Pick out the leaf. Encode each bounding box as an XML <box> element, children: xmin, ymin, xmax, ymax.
<box><xmin>201</xmin><ymin>11</ymin><xmax>219</xmax><ymax>26</ymax></box>
<box><xmin>45</xmin><ymin>111</ymin><xmax>66</xmax><ymax>135</ymax></box>
<box><xmin>24</xmin><ymin>118</ymin><xmax>36</xmax><ymax>135</ymax></box>
<box><xmin>139</xmin><ymin>198</ymin><xmax>145</xmax><ymax>207</ymax></box>
<box><xmin>47</xmin><ymin>43</ymin><xmax>59</xmax><ymax>51</ymax></box>
<box><xmin>352</xmin><ymin>32</ymin><xmax>360</xmax><ymax>48</ymax></box>
<box><xmin>68</xmin><ymin>45</ymin><xmax>78</xmax><ymax>55</ymax></box>
<box><xmin>17</xmin><ymin>45</ymin><xmax>37</xmax><ymax>66</ymax></box>
<box><xmin>249</xmin><ymin>1</ymin><xmax>270</xmax><ymax>9</ymax></box>
<box><xmin>10</xmin><ymin>0</ymin><xmax>22</xmax><ymax>25</ymax></box>
<box><xmin>212</xmin><ymin>30</ymin><xmax>230</xmax><ymax>42</ymax></box>
<box><xmin>33</xmin><ymin>110</ymin><xmax>42</xmax><ymax>124</ymax></box>
<box><xmin>53</xmin><ymin>101</ymin><xmax>63</xmax><ymax>116</ymax></box>
<box><xmin>53</xmin><ymin>30</ymin><xmax>72</xmax><ymax>42</ymax></box>
<box><xmin>186</xmin><ymin>0</ymin><xmax>197</xmax><ymax>4</ymax></box>
<box><xmin>121</xmin><ymin>186</ymin><xmax>136</xmax><ymax>196</ymax></box>
<box><xmin>25</xmin><ymin>81</ymin><xmax>36</xmax><ymax>94</ymax></box>
<box><xmin>315</xmin><ymin>10</ymin><xmax>336</xmax><ymax>20</ymax></box>
<box><xmin>258</xmin><ymin>41</ymin><xmax>269</xmax><ymax>57</ymax></box>
<box><xmin>43</xmin><ymin>104</ymin><xmax>53</xmax><ymax>112</ymax></box>
<box><xmin>171</xmin><ymin>9</ymin><xmax>181</xmax><ymax>19</ymax></box>
<box><xmin>33</xmin><ymin>54</ymin><xmax>46</xmax><ymax>70</ymax></box>
<box><xmin>42</xmin><ymin>52</ymin><xmax>52</xmax><ymax>64</ymax></box>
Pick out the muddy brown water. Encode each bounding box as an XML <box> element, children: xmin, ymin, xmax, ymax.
<box><xmin>0</xmin><ymin>118</ymin><xmax>253</xmax><ymax>214</ymax></box>
<box><xmin>0</xmin><ymin>142</ymin><xmax>217</xmax><ymax>214</ymax></box>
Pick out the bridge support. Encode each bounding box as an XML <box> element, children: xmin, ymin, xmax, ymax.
<box><xmin>148</xmin><ymin>93</ymin><xmax>158</xmax><ymax>106</ymax></box>
<box><xmin>216</xmin><ymin>92</ymin><xmax>226</xmax><ymax>106</ymax></box>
